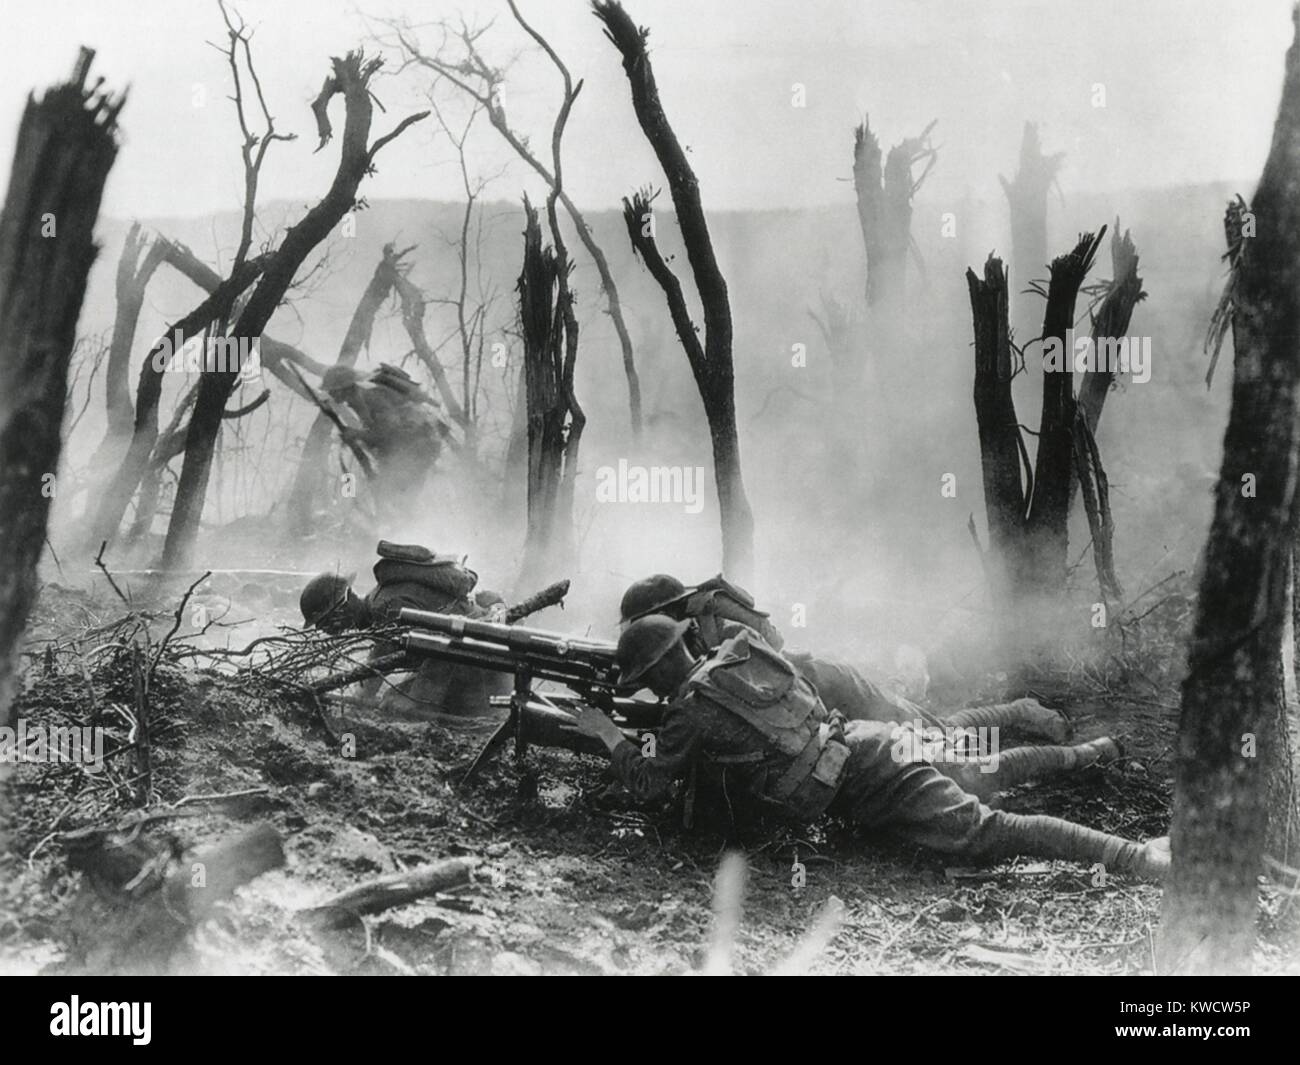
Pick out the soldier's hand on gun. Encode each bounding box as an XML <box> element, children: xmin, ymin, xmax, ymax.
<box><xmin>562</xmin><ymin>706</ymin><xmax>626</xmax><ymax>750</ymax></box>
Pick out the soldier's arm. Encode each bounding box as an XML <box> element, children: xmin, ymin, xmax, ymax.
<box><xmin>565</xmin><ymin>696</ymin><xmax>701</xmax><ymax>804</ymax></box>
<box><xmin>608</xmin><ymin>704</ymin><xmax>702</xmax><ymax>803</ymax></box>
<box><xmin>708</xmin><ymin>597</ymin><xmax>785</xmax><ymax>651</ymax></box>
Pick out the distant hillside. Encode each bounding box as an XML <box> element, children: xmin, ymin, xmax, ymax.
<box><xmin>64</xmin><ymin>181</ymin><xmax>1242</xmax><ymax>625</ymax></box>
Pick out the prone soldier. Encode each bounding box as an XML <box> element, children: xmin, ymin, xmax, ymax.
<box><xmin>566</xmin><ymin>616</ymin><xmax>1169</xmax><ymax>879</ymax></box>
<box><xmin>619</xmin><ymin>573</ymin><xmax>1072</xmax><ymax>743</ymax></box>
<box><xmin>299</xmin><ymin>541</ymin><xmax>510</xmax><ymax>716</ymax></box>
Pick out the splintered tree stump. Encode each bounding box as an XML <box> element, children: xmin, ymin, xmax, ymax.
<box><xmin>64</xmin><ymin>823</ymin><xmax>286</xmax><ymax>974</ymax></box>
<box><xmin>301</xmin><ymin>857</ymin><xmax>480</xmax><ymax>930</ymax></box>
<box><xmin>0</xmin><ymin>50</ymin><xmax>121</xmax><ymax>735</ymax></box>
<box><xmin>518</xmin><ymin>198</ymin><xmax>582</xmax><ymax>587</ymax></box>
<box><xmin>999</xmin><ymin>122</ymin><xmax>1064</xmax><ymax>298</ymax></box>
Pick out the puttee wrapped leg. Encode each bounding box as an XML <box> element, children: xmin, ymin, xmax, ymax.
<box><xmin>946</xmin><ymin>699</ymin><xmax>1069</xmax><ymax>742</ymax></box>
<box><xmin>938</xmin><ymin>737</ymin><xmax>1121</xmax><ymax>799</ymax></box>
<box><xmin>974</xmin><ymin>811</ymin><xmax>1169</xmax><ymax>879</ymax></box>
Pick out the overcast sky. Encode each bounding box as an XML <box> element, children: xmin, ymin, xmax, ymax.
<box><xmin>0</xmin><ymin>0</ymin><xmax>1293</xmax><ymax>220</ymax></box>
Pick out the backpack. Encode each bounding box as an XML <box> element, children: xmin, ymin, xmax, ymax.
<box><xmin>372</xmin><ymin>541</ymin><xmax>478</xmax><ymax>599</ymax></box>
<box><xmin>687</xmin><ymin>576</ymin><xmax>785</xmax><ymax>651</ymax></box>
<box><xmin>687</xmin><ymin>633</ymin><xmax>849</xmax><ymax>819</ymax></box>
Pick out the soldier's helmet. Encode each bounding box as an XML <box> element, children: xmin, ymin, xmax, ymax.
<box><xmin>300</xmin><ymin>572</ymin><xmax>354</xmax><ymax>627</ymax></box>
<box><xmin>619</xmin><ymin>574</ymin><xmax>690</xmax><ymax>625</ymax></box>
<box><xmin>616</xmin><ymin>615</ymin><xmax>692</xmax><ymax>689</ymax></box>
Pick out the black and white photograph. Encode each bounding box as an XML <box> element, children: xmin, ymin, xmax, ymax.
<box><xmin>0</xmin><ymin>0</ymin><xmax>1295</xmax><ymax>1001</ymax></box>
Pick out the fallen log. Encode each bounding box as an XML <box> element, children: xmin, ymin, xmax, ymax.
<box><xmin>301</xmin><ymin>856</ymin><xmax>480</xmax><ymax>930</ymax></box>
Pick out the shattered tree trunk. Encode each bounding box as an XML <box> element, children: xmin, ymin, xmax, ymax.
<box><xmin>80</xmin><ymin>223</ymin><xmax>169</xmax><ymax>509</ymax></box>
<box><xmin>852</xmin><ymin>117</ymin><xmax>930</xmax><ymax>333</ymax></box>
<box><xmin>518</xmin><ymin>201</ymin><xmax>581</xmax><ymax>586</ymax></box>
<box><xmin>125</xmin><ymin>382</ymin><xmax>195</xmax><ymax>545</ymax></box>
<box><xmin>967</xmin><ymin>255</ymin><xmax>1024</xmax><ymax>606</ymax></box>
<box><xmin>597</xmin><ymin>0</ymin><xmax>755</xmax><ymax>582</ymax></box>
<box><xmin>495</xmin><ymin>0</ymin><xmax>644</xmax><ymax>440</ymax></box>
<box><xmin>1158</xmin><ymin>15</ymin><xmax>1300</xmax><ymax>975</ymax></box>
<box><xmin>0</xmin><ymin>53</ymin><xmax>119</xmax><ymax>859</ymax></box>
<box><xmin>103</xmin><ymin>222</ymin><xmax>168</xmax><ymax>445</ymax></box>
<box><xmin>968</xmin><ymin>228</ymin><xmax>1140</xmax><ymax>669</ymax></box>
<box><xmin>852</xmin><ymin>119</ymin><xmax>890</xmax><ymax>312</ymax></box>
<box><xmin>1069</xmin><ymin>226</ymin><xmax>1146</xmax><ymax>604</ymax></box>
<box><xmin>0</xmin><ymin>52</ymin><xmax>121</xmax><ymax>736</ymax></box>
<box><xmin>481</xmin><ymin>67</ymin><xmax>642</xmax><ymax>438</ymax></box>
<box><xmin>393</xmin><ymin>269</ymin><xmax>468</xmax><ymax>435</ymax></box>
<box><xmin>111</xmin><ymin>237</ymin><xmax>325</xmax><ymax>545</ymax></box>
<box><xmin>968</xmin><ymin>232</ymin><xmax>1105</xmax><ymax>608</ymax></box>
<box><xmin>1022</xmin><ymin>229</ymin><xmax>1106</xmax><ymax>598</ymax></box>
<box><xmin>157</xmin><ymin>238</ymin><xmax>328</xmax><ymax>394</ymax></box>
<box><xmin>286</xmin><ymin>244</ymin><xmax>404</xmax><ymax>534</ymax></box>
<box><xmin>1000</xmin><ymin>122</ymin><xmax>1062</xmax><ymax>301</ymax></box>
<box><xmin>1076</xmin><ymin>226</ymin><xmax>1145</xmax><ymax>434</ymax></box>
<box><xmin>159</xmin><ymin>52</ymin><xmax>425</xmax><ymax>572</ymax></box>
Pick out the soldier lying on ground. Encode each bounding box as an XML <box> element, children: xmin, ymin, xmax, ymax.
<box><xmin>565</xmin><ymin>617</ymin><xmax>1170</xmax><ymax>879</ymax></box>
<box><xmin>619</xmin><ymin>573</ymin><xmax>1069</xmax><ymax>741</ymax></box>
<box><xmin>322</xmin><ymin>364</ymin><xmax>449</xmax><ymax>514</ymax></box>
<box><xmin>299</xmin><ymin>541</ymin><xmax>510</xmax><ymax>717</ymax></box>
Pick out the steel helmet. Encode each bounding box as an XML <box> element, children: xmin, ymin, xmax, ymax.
<box><xmin>619</xmin><ymin>574</ymin><xmax>690</xmax><ymax>625</ymax></box>
<box><xmin>300</xmin><ymin>572</ymin><xmax>354</xmax><ymax>626</ymax></box>
<box><xmin>616</xmin><ymin>615</ymin><xmax>691</xmax><ymax>688</ymax></box>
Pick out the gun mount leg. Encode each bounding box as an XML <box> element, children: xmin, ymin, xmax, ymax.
<box><xmin>460</xmin><ymin>714</ymin><xmax>513</xmax><ymax>786</ymax></box>
<box><xmin>511</xmin><ymin>668</ymin><xmax>532</xmax><ymax>759</ymax></box>
<box><xmin>460</xmin><ymin>667</ymin><xmax>532</xmax><ymax>786</ymax></box>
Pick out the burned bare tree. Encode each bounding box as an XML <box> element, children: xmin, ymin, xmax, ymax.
<box><xmin>157</xmin><ymin>33</ymin><xmax>427</xmax><ymax>571</ymax></box>
<box><xmin>1076</xmin><ymin>226</ymin><xmax>1145</xmax><ymax>433</ymax></box>
<box><xmin>102</xmin><ymin>223</ymin><xmax>169</xmax><ymax>449</ymax></box>
<box><xmin>513</xmin><ymin>7</ymin><xmax>585</xmax><ymax>588</ymax></box>
<box><xmin>420</xmin><ymin>94</ymin><xmax>510</xmax><ymax>461</ymax></box>
<box><xmin>82</xmin><ymin>252</ymin><xmax>268</xmax><ymax>557</ymax></box>
<box><xmin>852</xmin><ymin>115</ymin><xmax>936</xmax><ymax>332</ymax></box>
<box><xmin>382</xmin><ymin>1</ymin><xmax>644</xmax><ymax>437</ymax></box>
<box><xmin>89</xmin><ymin>235</ymin><xmax>327</xmax><ymax>549</ymax></box>
<box><xmin>1000</xmin><ymin>122</ymin><xmax>1064</xmax><ymax>296</ymax></box>
<box><xmin>393</xmin><ymin>269</ymin><xmax>470</xmax><ymax>437</ymax></box>
<box><xmin>84</xmin><ymin>4</ymin><xmax>293</xmax><ymax>558</ymax></box>
<box><xmin>1159</xmin><ymin>20</ymin><xmax>1300</xmax><ymax>967</ymax></box>
<box><xmin>0</xmin><ymin>51</ymin><xmax>121</xmax><ymax>856</ymax></box>
<box><xmin>518</xmin><ymin>199</ymin><xmax>584</xmax><ymax>585</ymax></box>
<box><xmin>968</xmin><ymin>225</ymin><xmax>1144</xmax><ymax>627</ymax></box>
<box><xmin>596</xmin><ymin>0</ymin><xmax>755</xmax><ymax>581</ymax></box>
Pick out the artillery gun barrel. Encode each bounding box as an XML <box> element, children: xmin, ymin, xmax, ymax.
<box><xmin>398</xmin><ymin>609</ymin><xmax>617</xmax><ymax>664</ymax></box>
<box><xmin>401</xmin><ymin>629</ymin><xmax>611</xmax><ymax>689</ymax></box>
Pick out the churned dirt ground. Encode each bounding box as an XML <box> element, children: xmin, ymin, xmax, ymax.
<box><xmin>2</xmin><ymin>578</ymin><xmax>1298</xmax><ymax>976</ymax></box>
